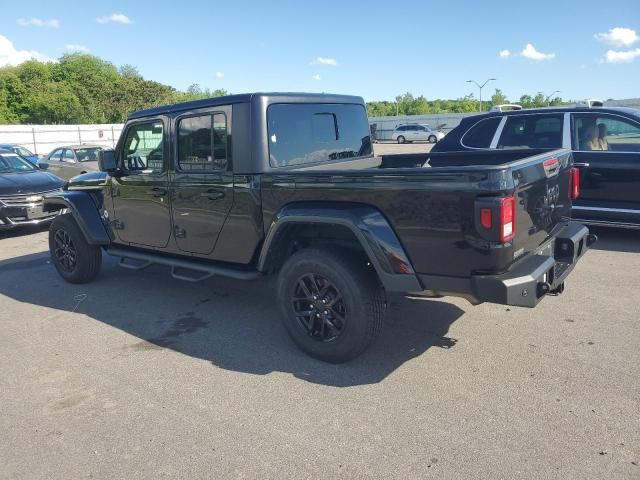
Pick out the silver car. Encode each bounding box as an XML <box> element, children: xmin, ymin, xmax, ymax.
<box><xmin>45</xmin><ymin>145</ymin><xmax>103</xmax><ymax>180</ymax></box>
<box><xmin>391</xmin><ymin>124</ymin><xmax>445</xmax><ymax>144</ymax></box>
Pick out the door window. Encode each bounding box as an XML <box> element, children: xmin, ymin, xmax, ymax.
<box><xmin>462</xmin><ymin>117</ymin><xmax>502</xmax><ymax>148</ymax></box>
<box><xmin>49</xmin><ymin>149</ymin><xmax>62</xmax><ymax>161</ymax></box>
<box><xmin>121</xmin><ymin>121</ymin><xmax>165</xmax><ymax>173</ymax></box>
<box><xmin>177</xmin><ymin>113</ymin><xmax>227</xmax><ymax>171</ymax></box>
<box><xmin>498</xmin><ymin>114</ymin><xmax>563</xmax><ymax>149</ymax></box>
<box><xmin>573</xmin><ymin>113</ymin><xmax>640</xmax><ymax>152</ymax></box>
<box><xmin>62</xmin><ymin>149</ymin><xmax>75</xmax><ymax>162</ymax></box>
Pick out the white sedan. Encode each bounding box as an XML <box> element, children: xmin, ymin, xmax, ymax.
<box><xmin>391</xmin><ymin>124</ymin><xmax>445</xmax><ymax>144</ymax></box>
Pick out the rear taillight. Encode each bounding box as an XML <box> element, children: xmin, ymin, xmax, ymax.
<box><xmin>570</xmin><ymin>167</ymin><xmax>580</xmax><ymax>200</ymax></box>
<box><xmin>499</xmin><ymin>197</ymin><xmax>516</xmax><ymax>243</ymax></box>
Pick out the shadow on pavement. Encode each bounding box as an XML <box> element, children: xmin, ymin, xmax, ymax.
<box><xmin>0</xmin><ymin>223</ymin><xmax>49</xmax><ymax>240</ymax></box>
<box><xmin>0</xmin><ymin>253</ymin><xmax>464</xmax><ymax>387</ymax></box>
<box><xmin>588</xmin><ymin>227</ymin><xmax>640</xmax><ymax>254</ymax></box>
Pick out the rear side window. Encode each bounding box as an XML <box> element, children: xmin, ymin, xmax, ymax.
<box><xmin>498</xmin><ymin>114</ymin><xmax>563</xmax><ymax>149</ymax></box>
<box><xmin>461</xmin><ymin>117</ymin><xmax>501</xmax><ymax>148</ymax></box>
<box><xmin>177</xmin><ymin>113</ymin><xmax>227</xmax><ymax>171</ymax></box>
<box><xmin>268</xmin><ymin>104</ymin><xmax>372</xmax><ymax>167</ymax></box>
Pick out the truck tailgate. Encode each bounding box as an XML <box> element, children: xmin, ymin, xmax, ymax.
<box><xmin>508</xmin><ymin>150</ymin><xmax>573</xmax><ymax>264</ymax></box>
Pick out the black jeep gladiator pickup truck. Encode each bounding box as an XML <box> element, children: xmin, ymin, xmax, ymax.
<box><xmin>43</xmin><ymin>93</ymin><xmax>596</xmax><ymax>362</ymax></box>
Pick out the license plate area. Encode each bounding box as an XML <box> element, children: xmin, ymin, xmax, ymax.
<box><xmin>26</xmin><ymin>206</ymin><xmax>49</xmax><ymax>219</ymax></box>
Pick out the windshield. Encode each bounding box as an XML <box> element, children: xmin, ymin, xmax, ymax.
<box><xmin>13</xmin><ymin>146</ymin><xmax>34</xmax><ymax>157</ymax></box>
<box><xmin>0</xmin><ymin>153</ymin><xmax>37</xmax><ymax>173</ymax></box>
<box><xmin>75</xmin><ymin>147</ymin><xmax>101</xmax><ymax>162</ymax></box>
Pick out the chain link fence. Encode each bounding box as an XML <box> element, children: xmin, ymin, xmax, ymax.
<box><xmin>0</xmin><ymin>124</ymin><xmax>124</xmax><ymax>155</ymax></box>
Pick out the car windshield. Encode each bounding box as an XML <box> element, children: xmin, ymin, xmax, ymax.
<box><xmin>13</xmin><ymin>146</ymin><xmax>34</xmax><ymax>157</ymax></box>
<box><xmin>0</xmin><ymin>153</ymin><xmax>37</xmax><ymax>173</ymax></box>
<box><xmin>75</xmin><ymin>147</ymin><xmax>101</xmax><ymax>162</ymax></box>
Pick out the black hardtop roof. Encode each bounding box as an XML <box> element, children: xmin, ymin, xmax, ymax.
<box><xmin>461</xmin><ymin>105</ymin><xmax>640</xmax><ymax>124</ymax></box>
<box><xmin>128</xmin><ymin>92</ymin><xmax>365</xmax><ymax>120</ymax></box>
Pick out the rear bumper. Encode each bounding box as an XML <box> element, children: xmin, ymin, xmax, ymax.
<box><xmin>417</xmin><ymin>223</ymin><xmax>596</xmax><ymax>308</ymax></box>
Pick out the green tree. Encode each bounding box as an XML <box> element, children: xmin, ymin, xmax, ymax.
<box><xmin>490</xmin><ymin>88</ymin><xmax>508</xmax><ymax>106</ymax></box>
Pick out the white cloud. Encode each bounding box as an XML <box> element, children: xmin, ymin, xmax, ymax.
<box><xmin>17</xmin><ymin>18</ymin><xmax>59</xmax><ymax>28</ymax></box>
<box><xmin>595</xmin><ymin>27</ymin><xmax>638</xmax><ymax>47</ymax></box>
<box><xmin>96</xmin><ymin>13</ymin><xmax>133</xmax><ymax>25</ymax></box>
<box><xmin>521</xmin><ymin>43</ymin><xmax>555</xmax><ymax>61</ymax></box>
<box><xmin>215</xmin><ymin>71</ymin><xmax>224</xmax><ymax>79</ymax></box>
<box><xmin>602</xmin><ymin>48</ymin><xmax>640</xmax><ymax>63</ymax></box>
<box><xmin>0</xmin><ymin>34</ymin><xmax>54</xmax><ymax>67</ymax></box>
<box><xmin>499</xmin><ymin>49</ymin><xmax>510</xmax><ymax>58</ymax></box>
<box><xmin>311</xmin><ymin>74</ymin><xmax>321</xmax><ymax>81</ymax></box>
<box><xmin>311</xmin><ymin>56</ymin><xmax>337</xmax><ymax>67</ymax></box>
<box><xmin>64</xmin><ymin>44</ymin><xmax>90</xmax><ymax>53</ymax></box>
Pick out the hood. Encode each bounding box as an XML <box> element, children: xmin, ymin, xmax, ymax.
<box><xmin>0</xmin><ymin>170</ymin><xmax>64</xmax><ymax>196</ymax></box>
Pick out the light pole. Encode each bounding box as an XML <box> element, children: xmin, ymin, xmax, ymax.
<box><xmin>545</xmin><ymin>90</ymin><xmax>560</xmax><ymax>107</ymax></box>
<box><xmin>466</xmin><ymin>78</ymin><xmax>496</xmax><ymax>112</ymax></box>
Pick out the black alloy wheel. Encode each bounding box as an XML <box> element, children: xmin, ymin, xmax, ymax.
<box><xmin>292</xmin><ymin>273</ymin><xmax>347</xmax><ymax>343</ymax></box>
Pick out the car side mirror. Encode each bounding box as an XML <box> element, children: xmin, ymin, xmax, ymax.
<box><xmin>38</xmin><ymin>161</ymin><xmax>49</xmax><ymax>170</ymax></box>
<box><xmin>98</xmin><ymin>149</ymin><xmax>118</xmax><ymax>173</ymax></box>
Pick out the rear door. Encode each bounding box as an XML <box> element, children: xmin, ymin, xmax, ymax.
<box><xmin>170</xmin><ymin>108</ymin><xmax>234</xmax><ymax>255</ymax></box>
<box><xmin>571</xmin><ymin>112</ymin><xmax>640</xmax><ymax>221</ymax></box>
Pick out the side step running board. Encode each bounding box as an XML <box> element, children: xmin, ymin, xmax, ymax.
<box><xmin>106</xmin><ymin>247</ymin><xmax>260</xmax><ymax>281</ymax></box>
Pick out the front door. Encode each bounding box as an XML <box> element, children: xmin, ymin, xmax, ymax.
<box><xmin>571</xmin><ymin>112</ymin><xmax>640</xmax><ymax>221</ymax></box>
<box><xmin>170</xmin><ymin>110</ymin><xmax>233</xmax><ymax>255</ymax></box>
<box><xmin>111</xmin><ymin>118</ymin><xmax>172</xmax><ymax>248</ymax></box>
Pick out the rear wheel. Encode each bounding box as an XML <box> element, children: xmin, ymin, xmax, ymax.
<box><xmin>49</xmin><ymin>214</ymin><xmax>102</xmax><ymax>284</ymax></box>
<box><xmin>397</xmin><ymin>135</ymin><xmax>406</xmax><ymax>144</ymax></box>
<box><xmin>428</xmin><ymin>135</ymin><xmax>437</xmax><ymax>143</ymax></box>
<box><xmin>277</xmin><ymin>248</ymin><xmax>385</xmax><ymax>363</ymax></box>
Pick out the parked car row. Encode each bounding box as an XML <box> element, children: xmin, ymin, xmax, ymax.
<box><xmin>0</xmin><ymin>143</ymin><xmax>107</xmax><ymax>230</ymax></box>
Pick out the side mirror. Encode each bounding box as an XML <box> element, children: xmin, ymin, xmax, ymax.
<box><xmin>38</xmin><ymin>161</ymin><xmax>49</xmax><ymax>170</ymax></box>
<box><xmin>98</xmin><ymin>149</ymin><xmax>118</xmax><ymax>173</ymax></box>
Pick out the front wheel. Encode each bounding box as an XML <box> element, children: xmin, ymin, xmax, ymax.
<box><xmin>397</xmin><ymin>135</ymin><xmax>406</xmax><ymax>144</ymax></box>
<box><xmin>428</xmin><ymin>135</ymin><xmax>437</xmax><ymax>143</ymax></box>
<box><xmin>49</xmin><ymin>214</ymin><xmax>102</xmax><ymax>284</ymax></box>
<box><xmin>277</xmin><ymin>248</ymin><xmax>385</xmax><ymax>363</ymax></box>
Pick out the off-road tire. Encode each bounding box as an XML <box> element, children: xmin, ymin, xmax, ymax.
<box><xmin>49</xmin><ymin>214</ymin><xmax>102</xmax><ymax>284</ymax></box>
<box><xmin>277</xmin><ymin>247</ymin><xmax>385</xmax><ymax>363</ymax></box>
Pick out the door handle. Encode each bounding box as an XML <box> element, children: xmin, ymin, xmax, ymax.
<box><xmin>200</xmin><ymin>190</ymin><xmax>225</xmax><ymax>200</ymax></box>
<box><xmin>148</xmin><ymin>187</ymin><xmax>167</xmax><ymax>197</ymax></box>
<box><xmin>574</xmin><ymin>163</ymin><xmax>590</xmax><ymax>168</ymax></box>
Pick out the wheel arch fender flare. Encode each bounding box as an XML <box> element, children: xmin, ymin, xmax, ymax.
<box><xmin>43</xmin><ymin>191</ymin><xmax>111</xmax><ymax>245</ymax></box>
<box><xmin>258</xmin><ymin>202</ymin><xmax>422</xmax><ymax>293</ymax></box>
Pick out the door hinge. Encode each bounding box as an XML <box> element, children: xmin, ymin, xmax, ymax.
<box><xmin>174</xmin><ymin>226</ymin><xmax>186</xmax><ymax>238</ymax></box>
<box><xmin>112</xmin><ymin>219</ymin><xmax>124</xmax><ymax>230</ymax></box>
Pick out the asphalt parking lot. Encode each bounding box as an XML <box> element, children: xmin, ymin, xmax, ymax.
<box><xmin>1</xmin><ymin>144</ymin><xmax>638</xmax><ymax>479</ymax></box>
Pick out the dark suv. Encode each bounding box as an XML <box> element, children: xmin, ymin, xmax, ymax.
<box><xmin>432</xmin><ymin>105</ymin><xmax>640</xmax><ymax>229</ymax></box>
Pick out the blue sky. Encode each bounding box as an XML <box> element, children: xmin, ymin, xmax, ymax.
<box><xmin>1</xmin><ymin>0</ymin><xmax>639</xmax><ymax>102</ymax></box>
